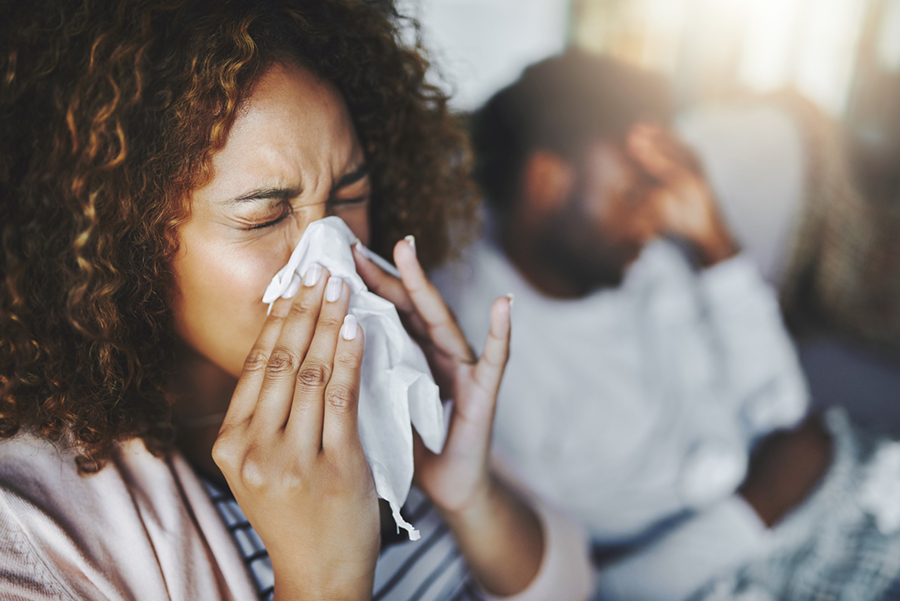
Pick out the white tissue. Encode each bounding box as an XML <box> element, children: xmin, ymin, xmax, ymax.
<box><xmin>262</xmin><ymin>217</ymin><xmax>446</xmax><ymax>540</ymax></box>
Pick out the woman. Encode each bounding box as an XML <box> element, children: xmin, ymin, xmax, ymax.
<box><xmin>0</xmin><ymin>1</ymin><xmax>592</xmax><ymax>599</ymax></box>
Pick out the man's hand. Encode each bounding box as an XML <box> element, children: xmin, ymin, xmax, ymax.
<box><xmin>739</xmin><ymin>417</ymin><xmax>833</xmax><ymax>527</ymax></box>
<box><xmin>627</xmin><ymin>124</ymin><xmax>739</xmax><ymax>267</ymax></box>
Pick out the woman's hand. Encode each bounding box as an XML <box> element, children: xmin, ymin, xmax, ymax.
<box><xmin>354</xmin><ymin>239</ymin><xmax>544</xmax><ymax>595</ymax></box>
<box><xmin>212</xmin><ymin>266</ymin><xmax>379</xmax><ymax>601</ymax></box>
<box><xmin>353</xmin><ymin>238</ymin><xmax>508</xmax><ymax>512</ymax></box>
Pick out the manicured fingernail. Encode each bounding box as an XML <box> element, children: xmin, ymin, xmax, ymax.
<box><xmin>506</xmin><ymin>292</ymin><xmax>515</xmax><ymax>308</ymax></box>
<box><xmin>353</xmin><ymin>239</ymin><xmax>373</xmax><ymax>260</ymax></box>
<box><xmin>304</xmin><ymin>263</ymin><xmax>322</xmax><ymax>287</ymax></box>
<box><xmin>326</xmin><ymin>276</ymin><xmax>343</xmax><ymax>302</ymax></box>
<box><xmin>341</xmin><ymin>314</ymin><xmax>358</xmax><ymax>340</ymax></box>
<box><xmin>404</xmin><ymin>235</ymin><xmax>416</xmax><ymax>255</ymax></box>
<box><xmin>283</xmin><ymin>273</ymin><xmax>302</xmax><ymax>299</ymax></box>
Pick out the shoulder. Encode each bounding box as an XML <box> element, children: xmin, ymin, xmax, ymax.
<box><xmin>0</xmin><ymin>433</ymin><xmax>203</xmax><ymax>599</ymax></box>
<box><xmin>0</xmin><ymin>432</ymin><xmax>159</xmax><ymax>510</ymax></box>
<box><xmin>0</xmin><ymin>434</ymin><xmax>80</xmax><ymax>598</ymax></box>
<box><xmin>0</xmin><ymin>432</ymin><xmax>91</xmax><ymax>510</ymax></box>
<box><xmin>0</xmin><ymin>433</ymin><xmax>115</xmax><ymax>598</ymax></box>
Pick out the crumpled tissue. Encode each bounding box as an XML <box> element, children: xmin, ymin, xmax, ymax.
<box><xmin>262</xmin><ymin>216</ymin><xmax>446</xmax><ymax>540</ymax></box>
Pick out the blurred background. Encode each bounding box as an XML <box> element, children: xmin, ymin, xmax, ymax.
<box><xmin>407</xmin><ymin>0</ymin><xmax>900</xmax><ymax>433</ymax></box>
<box><xmin>410</xmin><ymin>0</ymin><xmax>900</xmax><ymax>204</ymax></box>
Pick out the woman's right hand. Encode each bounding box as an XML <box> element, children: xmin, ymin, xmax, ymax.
<box><xmin>211</xmin><ymin>265</ymin><xmax>380</xmax><ymax>601</ymax></box>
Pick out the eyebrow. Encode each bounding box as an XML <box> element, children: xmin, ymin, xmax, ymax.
<box><xmin>334</xmin><ymin>163</ymin><xmax>369</xmax><ymax>190</ymax></box>
<box><xmin>224</xmin><ymin>163</ymin><xmax>368</xmax><ymax>205</ymax></box>
<box><xmin>226</xmin><ymin>186</ymin><xmax>300</xmax><ymax>205</ymax></box>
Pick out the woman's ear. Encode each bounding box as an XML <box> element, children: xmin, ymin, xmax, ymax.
<box><xmin>520</xmin><ymin>150</ymin><xmax>576</xmax><ymax>219</ymax></box>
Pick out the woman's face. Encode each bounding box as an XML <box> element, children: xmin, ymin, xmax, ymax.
<box><xmin>172</xmin><ymin>62</ymin><xmax>371</xmax><ymax>378</ymax></box>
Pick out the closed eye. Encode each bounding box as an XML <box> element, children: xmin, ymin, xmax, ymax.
<box><xmin>245</xmin><ymin>215</ymin><xmax>288</xmax><ymax>230</ymax></box>
<box><xmin>244</xmin><ymin>208</ymin><xmax>292</xmax><ymax>230</ymax></box>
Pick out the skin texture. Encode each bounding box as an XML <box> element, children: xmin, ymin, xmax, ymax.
<box><xmin>171</xmin><ymin>62</ymin><xmax>542</xmax><ymax>599</ymax></box>
<box><xmin>170</xmin><ymin>61</ymin><xmax>371</xmax><ymax>480</ymax></box>
<box><xmin>172</xmin><ymin>62</ymin><xmax>371</xmax><ymax>384</ymax></box>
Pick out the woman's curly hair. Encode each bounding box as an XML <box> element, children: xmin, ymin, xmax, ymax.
<box><xmin>0</xmin><ymin>0</ymin><xmax>475</xmax><ymax>470</ymax></box>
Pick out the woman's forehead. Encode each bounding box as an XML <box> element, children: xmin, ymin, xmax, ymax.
<box><xmin>199</xmin><ymin>62</ymin><xmax>362</xmax><ymax>204</ymax></box>
<box><xmin>233</xmin><ymin>63</ymin><xmax>354</xmax><ymax>151</ymax></box>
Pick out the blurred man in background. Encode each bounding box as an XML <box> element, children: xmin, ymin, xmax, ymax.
<box><xmin>436</xmin><ymin>50</ymin><xmax>832</xmax><ymax>600</ymax></box>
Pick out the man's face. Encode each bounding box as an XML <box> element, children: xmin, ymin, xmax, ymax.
<box><xmin>535</xmin><ymin>142</ymin><xmax>658</xmax><ymax>294</ymax></box>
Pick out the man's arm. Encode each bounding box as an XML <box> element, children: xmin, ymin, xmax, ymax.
<box><xmin>739</xmin><ymin>416</ymin><xmax>832</xmax><ymax>527</ymax></box>
<box><xmin>628</xmin><ymin>123</ymin><xmax>809</xmax><ymax>435</ymax></box>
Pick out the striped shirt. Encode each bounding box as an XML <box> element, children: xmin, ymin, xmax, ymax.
<box><xmin>200</xmin><ymin>476</ymin><xmax>485</xmax><ymax>601</ymax></box>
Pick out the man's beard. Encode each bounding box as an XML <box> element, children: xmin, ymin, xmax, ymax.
<box><xmin>533</xmin><ymin>194</ymin><xmax>636</xmax><ymax>296</ymax></box>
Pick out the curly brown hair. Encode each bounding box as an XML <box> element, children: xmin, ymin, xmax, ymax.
<box><xmin>0</xmin><ymin>0</ymin><xmax>475</xmax><ymax>469</ymax></box>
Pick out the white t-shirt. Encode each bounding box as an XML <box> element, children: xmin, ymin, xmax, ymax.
<box><xmin>436</xmin><ymin>238</ymin><xmax>808</xmax><ymax>599</ymax></box>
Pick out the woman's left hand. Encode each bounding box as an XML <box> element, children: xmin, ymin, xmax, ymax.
<box><xmin>354</xmin><ymin>238</ymin><xmax>544</xmax><ymax>596</ymax></box>
<box><xmin>353</xmin><ymin>237</ymin><xmax>511</xmax><ymax>513</ymax></box>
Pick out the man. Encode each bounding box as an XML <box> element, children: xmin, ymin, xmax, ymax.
<box><xmin>436</xmin><ymin>50</ymin><xmax>832</xmax><ymax>600</ymax></box>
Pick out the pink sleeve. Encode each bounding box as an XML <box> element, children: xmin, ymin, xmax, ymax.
<box><xmin>478</xmin><ymin>457</ymin><xmax>595</xmax><ymax>601</ymax></box>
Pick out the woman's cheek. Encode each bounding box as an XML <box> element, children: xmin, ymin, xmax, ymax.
<box><xmin>201</xmin><ymin>222</ymin><xmax>314</xmax><ymax>375</ymax></box>
<box><xmin>229</xmin><ymin>244</ymin><xmax>287</xmax><ymax>330</ymax></box>
<box><xmin>178</xmin><ymin>240</ymin><xmax>283</xmax><ymax>377</ymax></box>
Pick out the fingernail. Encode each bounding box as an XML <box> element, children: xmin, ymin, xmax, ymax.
<box><xmin>404</xmin><ymin>235</ymin><xmax>416</xmax><ymax>255</ymax></box>
<box><xmin>326</xmin><ymin>276</ymin><xmax>343</xmax><ymax>302</ymax></box>
<box><xmin>353</xmin><ymin>239</ymin><xmax>373</xmax><ymax>260</ymax></box>
<box><xmin>506</xmin><ymin>292</ymin><xmax>515</xmax><ymax>308</ymax></box>
<box><xmin>283</xmin><ymin>273</ymin><xmax>302</xmax><ymax>299</ymax></box>
<box><xmin>304</xmin><ymin>262</ymin><xmax>322</xmax><ymax>287</ymax></box>
<box><xmin>341</xmin><ymin>314</ymin><xmax>358</xmax><ymax>340</ymax></box>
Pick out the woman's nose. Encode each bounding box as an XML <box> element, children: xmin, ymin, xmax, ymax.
<box><xmin>281</xmin><ymin>211</ymin><xmax>322</xmax><ymax>260</ymax></box>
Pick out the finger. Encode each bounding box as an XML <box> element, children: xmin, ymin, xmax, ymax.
<box><xmin>353</xmin><ymin>241</ymin><xmax>433</xmax><ymax>343</ymax></box>
<box><xmin>655</xmin><ymin>129</ymin><xmax>704</xmax><ymax>174</ymax></box>
<box><xmin>411</xmin><ymin>428</ymin><xmax>438</xmax><ymax>489</ymax></box>
<box><xmin>393</xmin><ymin>237</ymin><xmax>475</xmax><ymax>363</ymax></box>
<box><xmin>249</xmin><ymin>264</ymin><xmax>329</xmax><ymax>436</ymax></box>
<box><xmin>472</xmin><ymin>295</ymin><xmax>512</xmax><ymax>399</ymax></box>
<box><xmin>320</xmin><ymin>314</ymin><xmax>364</xmax><ymax>453</ymax></box>
<box><xmin>627</xmin><ymin>124</ymin><xmax>687</xmax><ymax>184</ymax></box>
<box><xmin>443</xmin><ymin>296</ymin><xmax>511</xmax><ymax>458</ymax></box>
<box><xmin>286</xmin><ymin>276</ymin><xmax>351</xmax><ymax>451</ymax></box>
<box><xmin>352</xmin><ymin>242</ymin><xmax>415</xmax><ymax>313</ymax></box>
<box><xmin>223</xmin><ymin>275</ymin><xmax>305</xmax><ymax>429</ymax></box>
